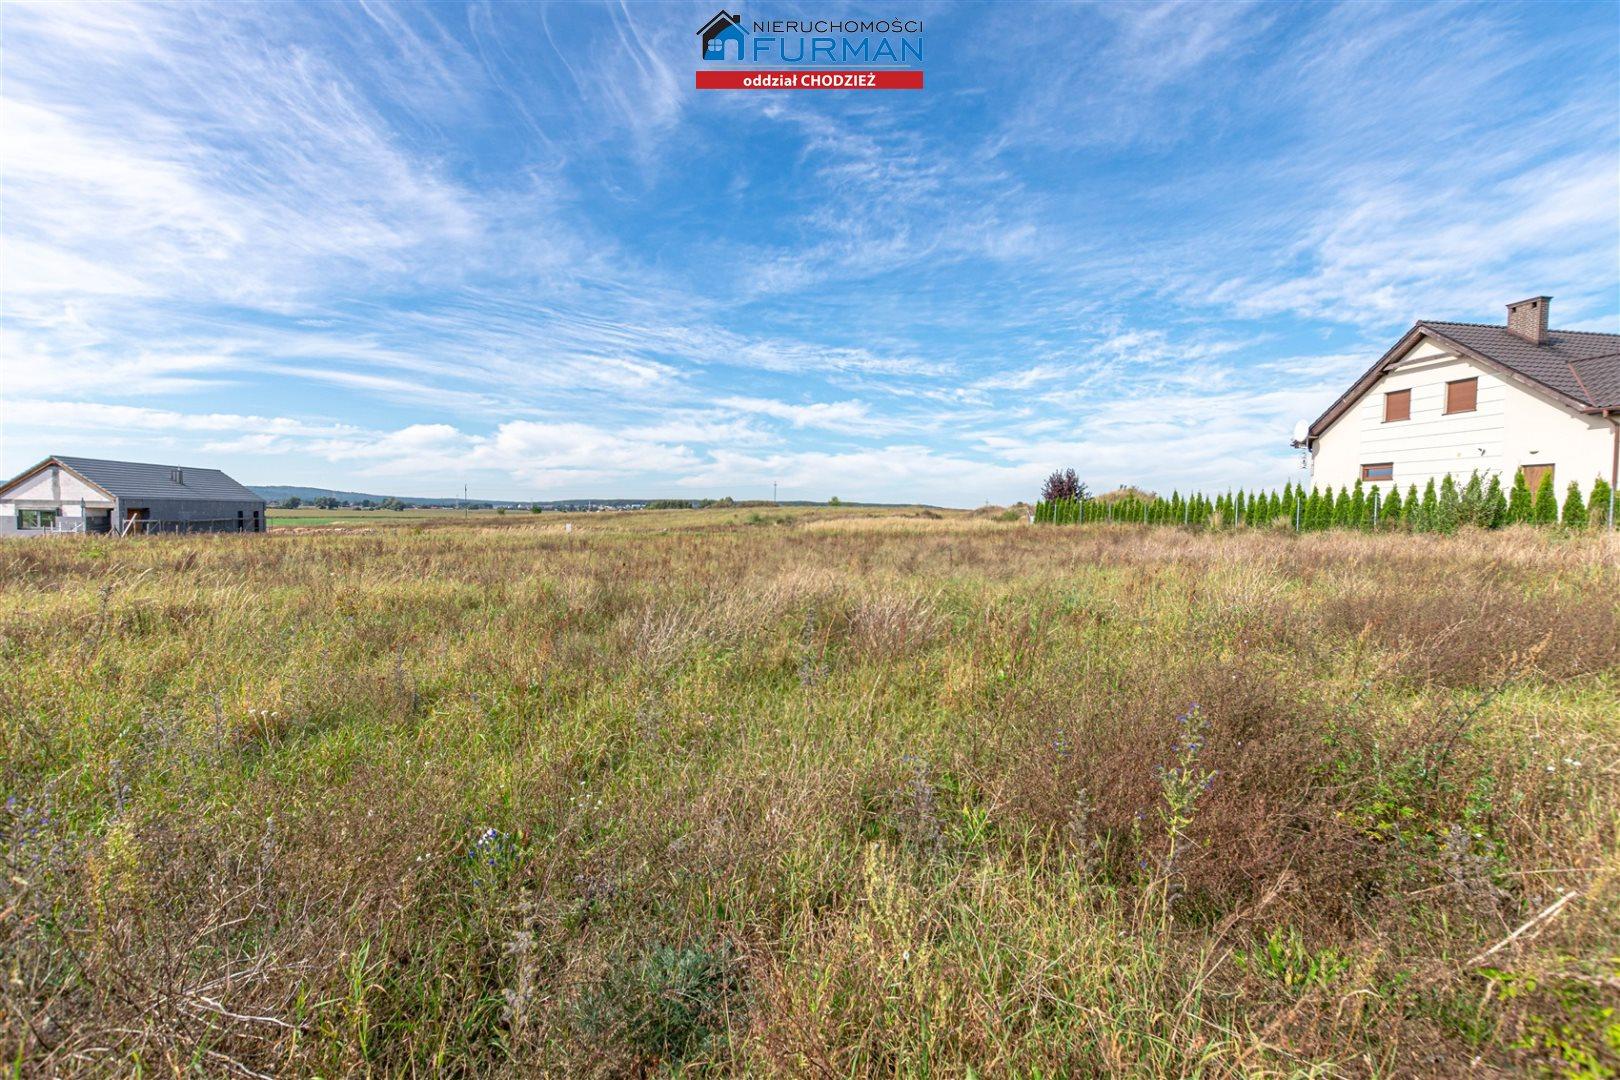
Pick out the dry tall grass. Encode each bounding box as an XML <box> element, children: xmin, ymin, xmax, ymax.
<box><xmin>2</xmin><ymin>513</ymin><xmax>1616</xmax><ymax>1076</ymax></box>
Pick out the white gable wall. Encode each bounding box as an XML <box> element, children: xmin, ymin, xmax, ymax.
<box><xmin>1311</xmin><ymin>339</ymin><xmax>1615</xmax><ymax>497</ymax></box>
<box><xmin>0</xmin><ymin>463</ymin><xmax>115</xmax><ymax>535</ymax></box>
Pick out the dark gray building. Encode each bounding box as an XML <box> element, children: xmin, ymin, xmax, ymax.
<box><xmin>0</xmin><ymin>455</ymin><xmax>267</xmax><ymax>535</ymax></box>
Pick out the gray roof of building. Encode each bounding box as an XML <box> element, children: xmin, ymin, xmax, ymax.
<box><xmin>51</xmin><ymin>456</ymin><xmax>265</xmax><ymax>502</ymax></box>
<box><xmin>1419</xmin><ymin>322</ymin><xmax>1620</xmax><ymax>409</ymax></box>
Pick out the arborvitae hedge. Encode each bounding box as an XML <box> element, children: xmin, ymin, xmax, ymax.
<box><xmin>1032</xmin><ymin>469</ymin><xmax>1610</xmax><ymax>533</ymax></box>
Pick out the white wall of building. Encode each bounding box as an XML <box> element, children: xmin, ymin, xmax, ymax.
<box><xmin>0</xmin><ymin>463</ymin><xmax>114</xmax><ymax>535</ymax></box>
<box><xmin>1310</xmin><ymin>338</ymin><xmax>1616</xmax><ymax>498</ymax></box>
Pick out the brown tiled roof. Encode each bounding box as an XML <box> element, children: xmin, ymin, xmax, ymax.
<box><xmin>1307</xmin><ymin>320</ymin><xmax>1620</xmax><ymax>439</ymax></box>
<box><xmin>1419</xmin><ymin>321</ymin><xmax>1620</xmax><ymax>409</ymax></box>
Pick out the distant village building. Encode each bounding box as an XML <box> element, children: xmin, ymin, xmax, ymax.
<box><xmin>0</xmin><ymin>455</ymin><xmax>267</xmax><ymax>536</ymax></box>
<box><xmin>1300</xmin><ymin>296</ymin><xmax>1620</xmax><ymax>498</ymax></box>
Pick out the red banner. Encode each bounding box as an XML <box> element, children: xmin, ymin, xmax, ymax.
<box><xmin>695</xmin><ymin>70</ymin><xmax>923</xmax><ymax>90</ymax></box>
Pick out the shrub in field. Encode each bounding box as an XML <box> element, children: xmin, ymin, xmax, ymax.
<box><xmin>1533</xmin><ymin>473</ymin><xmax>1559</xmax><ymax>524</ymax></box>
<box><xmin>1561</xmin><ymin>481</ymin><xmax>1587</xmax><ymax>528</ymax></box>
<box><xmin>1041</xmin><ymin>468</ymin><xmax>1086</xmax><ymax>503</ymax></box>
<box><xmin>572</xmin><ymin>940</ymin><xmax>743</xmax><ymax>1069</ymax></box>
<box><xmin>1234</xmin><ymin>927</ymin><xmax>1350</xmax><ymax>991</ymax></box>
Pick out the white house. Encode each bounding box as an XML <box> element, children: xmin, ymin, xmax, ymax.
<box><xmin>1299</xmin><ymin>296</ymin><xmax>1619</xmax><ymax>504</ymax></box>
<box><xmin>0</xmin><ymin>456</ymin><xmax>267</xmax><ymax>536</ymax></box>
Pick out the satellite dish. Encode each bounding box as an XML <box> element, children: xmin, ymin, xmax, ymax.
<box><xmin>1291</xmin><ymin>419</ymin><xmax>1309</xmax><ymax>443</ymax></box>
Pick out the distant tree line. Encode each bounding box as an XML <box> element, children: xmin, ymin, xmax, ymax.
<box><xmin>277</xmin><ymin>495</ymin><xmax>375</xmax><ymax>510</ymax></box>
<box><xmin>1034</xmin><ymin>470</ymin><xmax>1614</xmax><ymax>532</ymax></box>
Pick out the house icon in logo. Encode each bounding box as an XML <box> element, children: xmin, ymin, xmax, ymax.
<box><xmin>698</xmin><ymin>10</ymin><xmax>745</xmax><ymax>61</ymax></box>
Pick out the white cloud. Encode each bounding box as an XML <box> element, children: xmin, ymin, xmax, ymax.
<box><xmin>716</xmin><ymin>396</ymin><xmax>895</xmax><ymax>435</ymax></box>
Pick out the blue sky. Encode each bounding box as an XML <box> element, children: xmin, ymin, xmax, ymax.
<box><xmin>2</xmin><ymin>1</ymin><xmax>1617</xmax><ymax>505</ymax></box>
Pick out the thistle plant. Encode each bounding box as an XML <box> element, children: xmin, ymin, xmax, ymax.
<box><xmin>1155</xmin><ymin>704</ymin><xmax>1215</xmax><ymax>927</ymax></box>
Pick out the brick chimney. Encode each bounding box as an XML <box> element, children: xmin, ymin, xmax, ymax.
<box><xmin>1506</xmin><ymin>295</ymin><xmax>1550</xmax><ymax>344</ymax></box>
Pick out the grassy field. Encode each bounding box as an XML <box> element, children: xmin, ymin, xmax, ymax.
<box><xmin>3</xmin><ymin>510</ymin><xmax>1617</xmax><ymax>1076</ymax></box>
<box><xmin>267</xmin><ymin>507</ymin><xmax>513</xmax><ymax>527</ymax></box>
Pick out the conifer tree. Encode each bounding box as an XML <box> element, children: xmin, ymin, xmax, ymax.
<box><xmin>1350</xmin><ymin>479</ymin><xmax>1366</xmax><ymax>529</ymax></box>
<box><xmin>1561</xmin><ymin>481</ymin><xmax>1587</xmax><ymax>528</ymax></box>
<box><xmin>1506</xmin><ymin>469</ymin><xmax>1532</xmax><ymax>524</ymax></box>
<box><xmin>1383</xmin><ymin>483</ymin><xmax>1403</xmax><ymax>526</ymax></box>
<box><xmin>1484</xmin><ymin>474</ymin><xmax>1507</xmax><ymax>528</ymax></box>
<box><xmin>1414</xmin><ymin>478</ymin><xmax>1437</xmax><ymax>531</ymax></box>
<box><xmin>1360</xmin><ymin>485</ymin><xmax>1377</xmax><ymax>530</ymax></box>
<box><xmin>1331</xmin><ymin>486</ymin><xmax>1350</xmax><ymax>528</ymax></box>
<box><xmin>1435</xmin><ymin>475</ymin><xmax>1460</xmax><ymax>533</ymax></box>
<box><xmin>1460</xmin><ymin>472</ymin><xmax>1485</xmax><ymax>528</ymax></box>
<box><xmin>1589</xmin><ymin>477</ymin><xmax>1613</xmax><ymax>530</ymax></box>
<box><xmin>1532</xmin><ymin>472</ymin><xmax>1558</xmax><ymax>524</ymax></box>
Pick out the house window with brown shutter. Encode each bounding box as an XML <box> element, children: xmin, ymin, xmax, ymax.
<box><xmin>1360</xmin><ymin>463</ymin><xmax>1394</xmax><ymax>482</ymax></box>
<box><xmin>1383</xmin><ymin>389</ymin><xmax>1411</xmax><ymax>422</ymax></box>
<box><xmin>1520</xmin><ymin>464</ymin><xmax>1554</xmax><ymax>494</ymax></box>
<box><xmin>1445</xmin><ymin>377</ymin><xmax>1478</xmax><ymax>414</ymax></box>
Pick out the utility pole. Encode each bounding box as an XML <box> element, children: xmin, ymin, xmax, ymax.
<box><xmin>464</xmin><ymin>483</ymin><xmax>468</xmax><ymax>521</ymax></box>
<box><xmin>773</xmin><ymin>481</ymin><xmax>778</xmax><ymax>505</ymax></box>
